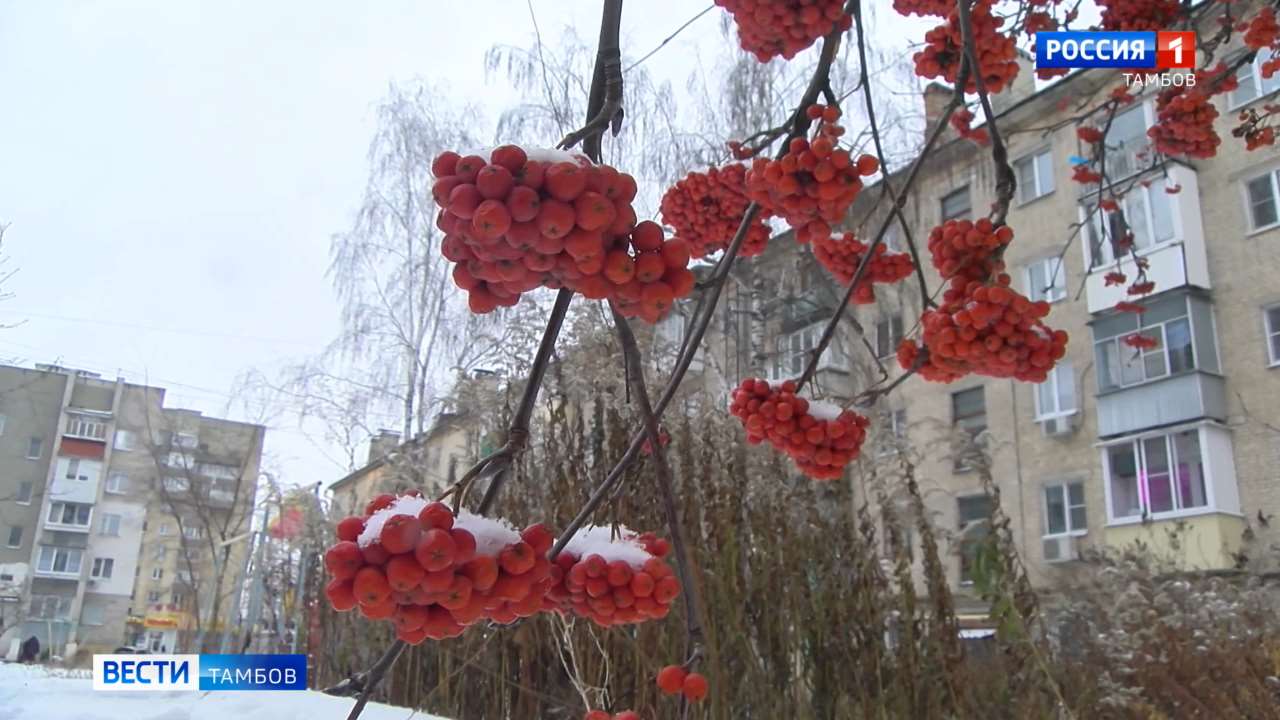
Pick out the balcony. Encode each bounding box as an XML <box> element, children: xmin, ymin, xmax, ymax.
<box><xmin>1082</xmin><ymin>164</ymin><xmax>1209</xmax><ymax>314</ymax></box>
<box><xmin>64</xmin><ymin>411</ymin><xmax>109</xmax><ymax>442</ymax></box>
<box><xmin>1096</xmin><ymin>371</ymin><xmax>1226</xmax><ymax>438</ymax></box>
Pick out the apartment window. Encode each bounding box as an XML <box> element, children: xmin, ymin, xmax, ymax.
<box><xmin>1231</xmin><ymin>48</ymin><xmax>1280</xmax><ymax>108</ymax></box>
<box><xmin>166</xmin><ymin>452</ymin><xmax>195</xmax><ymax>470</ymax></box>
<box><xmin>15</xmin><ymin>481</ymin><xmax>32</xmax><ymax>504</ymax></box>
<box><xmin>65</xmin><ymin>414</ymin><xmax>108</xmax><ymax>441</ymax></box>
<box><xmin>957</xmin><ymin>494</ymin><xmax>992</xmax><ymax>584</ymax></box>
<box><xmin>65</xmin><ymin>459</ymin><xmax>80</xmax><ymax>480</ymax></box>
<box><xmin>26</xmin><ymin>437</ymin><xmax>42</xmax><ymax>460</ymax></box>
<box><xmin>105</xmin><ymin>472</ymin><xmax>128</xmax><ymax>494</ymax></box>
<box><xmin>172</xmin><ymin>592</ymin><xmax>185</xmax><ymax>605</ymax></box>
<box><xmin>37</xmin><ymin>546</ymin><xmax>83</xmax><ymax>575</ymax></box>
<box><xmin>113</xmin><ymin>429</ymin><xmax>136</xmax><ymax>451</ymax></box>
<box><xmin>100</xmin><ymin>513</ymin><xmax>122</xmax><ymax>537</ymax></box>
<box><xmin>1034</xmin><ymin>362</ymin><xmax>1077</xmax><ymax>421</ymax></box>
<box><xmin>1245</xmin><ymin>167</ymin><xmax>1280</xmax><ymax>231</ymax></box>
<box><xmin>183</xmin><ymin>524</ymin><xmax>203</xmax><ymax>540</ymax></box>
<box><xmin>952</xmin><ymin>387</ymin><xmax>987</xmax><ymax>434</ymax></box>
<box><xmin>1015</xmin><ymin>149</ymin><xmax>1055</xmax><ymax>204</ymax></box>
<box><xmin>152</xmin><ymin>567</ymin><xmax>163</xmax><ymax>580</ymax></box>
<box><xmin>147</xmin><ymin>590</ymin><xmax>161</xmax><ymax>603</ymax></box>
<box><xmin>1043</xmin><ymin>482</ymin><xmax>1087</xmax><ymax>536</ymax></box>
<box><xmin>158</xmin><ymin>522</ymin><xmax>172</xmax><ymax>536</ymax></box>
<box><xmin>162</xmin><ymin>476</ymin><xmax>190</xmax><ymax>493</ymax></box>
<box><xmin>1026</xmin><ymin>256</ymin><xmax>1066</xmax><ymax>303</ymax></box>
<box><xmin>1095</xmin><ymin>302</ymin><xmax>1194</xmax><ymax>391</ymax></box>
<box><xmin>1085</xmin><ymin>183</ymin><xmax>1175</xmax><ymax>266</ymax></box>
<box><xmin>1266</xmin><ymin>305</ymin><xmax>1280</xmax><ymax>366</ymax></box>
<box><xmin>1099</xmin><ymin>103</ymin><xmax>1152</xmax><ymax>181</ymax></box>
<box><xmin>91</xmin><ymin>557</ymin><xmax>114</xmax><ymax>579</ymax></box>
<box><xmin>1105</xmin><ymin>429</ymin><xmax>1208</xmax><ymax>521</ymax></box>
<box><xmin>47</xmin><ymin>502</ymin><xmax>92</xmax><ymax>528</ymax></box>
<box><xmin>29</xmin><ymin>594</ymin><xmax>72</xmax><ymax>619</ymax></box>
<box><xmin>875</xmin><ymin>315</ymin><xmax>904</xmax><ymax>359</ymax></box>
<box><xmin>877</xmin><ymin>408</ymin><xmax>909</xmax><ymax>457</ymax></box>
<box><xmin>941</xmin><ymin>185</ymin><xmax>972</xmax><ymax>221</ymax></box>
<box><xmin>770</xmin><ymin>321</ymin><xmax>847</xmax><ymax>380</ymax></box>
<box><xmin>0</xmin><ymin>414</ymin><xmax>7</xmax><ymax>435</ymax></box>
<box><xmin>172</xmin><ymin>432</ymin><xmax>199</xmax><ymax>449</ymax></box>
<box><xmin>153</xmin><ymin>545</ymin><xmax>167</xmax><ymax>561</ymax></box>
<box><xmin>6</xmin><ymin>526</ymin><xmax>21</xmax><ymax>548</ymax></box>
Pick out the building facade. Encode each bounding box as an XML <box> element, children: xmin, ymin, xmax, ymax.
<box><xmin>691</xmin><ymin>32</ymin><xmax>1280</xmax><ymax>612</ymax></box>
<box><xmin>0</xmin><ymin>363</ymin><xmax>264</xmax><ymax>660</ymax></box>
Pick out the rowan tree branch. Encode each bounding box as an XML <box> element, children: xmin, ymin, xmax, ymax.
<box><xmin>321</xmin><ymin>639</ymin><xmax>407</xmax><ymax>720</ymax></box>
<box><xmin>956</xmin><ymin>0</ymin><xmax>1015</xmax><ymax>224</ymax></box>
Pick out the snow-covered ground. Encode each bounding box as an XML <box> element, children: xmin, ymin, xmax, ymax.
<box><xmin>0</xmin><ymin>661</ymin><xmax>449</xmax><ymax>720</ymax></box>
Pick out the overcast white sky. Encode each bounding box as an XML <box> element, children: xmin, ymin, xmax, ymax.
<box><xmin>0</xmin><ymin>1</ymin><xmax>928</xmax><ymax>490</ymax></box>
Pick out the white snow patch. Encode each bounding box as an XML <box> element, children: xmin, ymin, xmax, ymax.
<box><xmin>559</xmin><ymin>525</ymin><xmax>654</xmax><ymax>567</ymax></box>
<box><xmin>453</xmin><ymin>510</ymin><xmax>521</xmax><ymax>557</ymax></box>
<box><xmin>0</xmin><ymin>662</ymin><xmax>453</xmax><ymax>720</ymax></box>
<box><xmin>456</xmin><ymin>145</ymin><xmax>590</xmax><ymax>166</ymax></box>
<box><xmin>356</xmin><ymin>494</ymin><xmax>429</xmax><ymax>548</ymax></box>
<box><xmin>357</xmin><ymin>496</ymin><xmax>521</xmax><ymax>557</ymax></box>
<box><xmin>806</xmin><ymin>400</ymin><xmax>843</xmax><ymax>422</ymax></box>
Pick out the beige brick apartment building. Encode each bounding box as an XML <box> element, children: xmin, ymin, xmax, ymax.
<box><xmin>674</xmin><ymin>27</ymin><xmax>1280</xmax><ymax>612</ymax></box>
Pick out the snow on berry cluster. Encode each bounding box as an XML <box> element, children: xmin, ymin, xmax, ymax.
<box><xmin>656</xmin><ymin>664</ymin><xmax>709</xmax><ymax>703</ymax></box>
<box><xmin>660</xmin><ymin>163</ymin><xmax>773</xmax><ymax>259</ymax></box>
<box><xmin>913</xmin><ymin>2</ymin><xmax>1019</xmax><ymax>95</ymax></box>
<box><xmin>432</xmin><ymin>145</ymin><xmax>695</xmax><ymax>323</ymax></box>
<box><xmin>549</xmin><ymin>526</ymin><xmax>681</xmax><ymax>627</ymax></box>
<box><xmin>898</xmin><ymin>274</ymin><xmax>1068</xmax><ymax>384</ymax></box>
<box><xmin>926</xmin><ymin>218</ymin><xmax>1012</xmax><ymax>283</ymax></box>
<box><xmin>323</xmin><ymin>493</ymin><xmax>680</xmax><ymax>644</ymax></box>
<box><xmin>324</xmin><ymin>493</ymin><xmax>553</xmax><ymax>643</ymax></box>
<box><xmin>812</xmin><ymin>232</ymin><xmax>914</xmax><ymax>304</ymax></box>
<box><xmin>892</xmin><ymin>0</ymin><xmax>952</xmax><ymax>18</ymax></box>
<box><xmin>729</xmin><ymin>378</ymin><xmax>870</xmax><ymax>480</ymax></box>
<box><xmin>713</xmin><ymin>0</ymin><xmax>852</xmax><ymax>63</ymax></box>
<box><xmin>745</xmin><ymin>104</ymin><xmax>880</xmax><ymax>245</ymax></box>
<box><xmin>1097</xmin><ymin>0</ymin><xmax>1181</xmax><ymax>32</ymax></box>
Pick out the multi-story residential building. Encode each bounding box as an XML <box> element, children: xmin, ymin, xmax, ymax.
<box><xmin>689</xmin><ymin>31</ymin><xmax>1280</xmax><ymax>614</ymax></box>
<box><xmin>0</xmin><ymin>363</ymin><xmax>264</xmax><ymax>660</ymax></box>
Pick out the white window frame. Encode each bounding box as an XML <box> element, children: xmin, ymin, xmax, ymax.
<box><xmin>1095</xmin><ymin>312</ymin><xmax>1195</xmax><ymax>392</ymax></box>
<box><xmin>46</xmin><ymin>501</ymin><xmax>92</xmax><ymax>529</ymax></box>
<box><xmin>105</xmin><ymin>472</ymin><xmax>128</xmax><ymax>494</ymax></box>
<box><xmin>26</xmin><ymin>437</ymin><xmax>42</xmax><ymax>460</ymax></box>
<box><xmin>1265</xmin><ymin>304</ymin><xmax>1280</xmax><ymax>367</ymax></box>
<box><xmin>941</xmin><ymin>185</ymin><xmax>972</xmax><ymax>222</ymax></box>
<box><xmin>37</xmin><ymin>545</ymin><xmax>83</xmax><ymax>576</ymax></box>
<box><xmin>65</xmin><ymin>414</ymin><xmax>108</xmax><ymax>441</ymax></box>
<box><xmin>1025</xmin><ymin>256</ymin><xmax>1067</xmax><ymax>304</ymax></box>
<box><xmin>91</xmin><ymin>557</ymin><xmax>114</xmax><ymax>579</ymax></box>
<box><xmin>1244</xmin><ymin>167</ymin><xmax>1280</xmax><ymax>234</ymax></box>
<box><xmin>162</xmin><ymin>476</ymin><xmax>190</xmax><ymax>493</ymax></box>
<box><xmin>1042</xmin><ymin>481</ymin><xmax>1087</xmax><ymax>538</ymax></box>
<box><xmin>876</xmin><ymin>408</ymin><xmax>909</xmax><ymax>458</ymax></box>
<box><xmin>769</xmin><ymin>321</ymin><xmax>848</xmax><ymax>381</ymax></box>
<box><xmin>875</xmin><ymin>315</ymin><xmax>904</xmax><ymax>359</ymax></box>
<box><xmin>182</xmin><ymin>524</ymin><xmax>203</xmax><ymax>540</ymax></box>
<box><xmin>1230</xmin><ymin>48</ymin><xmax>1280</xmax><ymax>109</ymax></box>
<box><xmin>1014</xmin><ymin>148</ymin><xmax>1055</xmax><ymax>204</ymax></box>
<box><xmin>1084</xmin><ymin>182</ymin><xmax>1176</xmax><ymax>268</ymax></box>
<box><xmin>172</xmin><ymin>432</ymin><xmax>199</xmax><ymax>449</ymax></box>
<box><xmin>152</xmin><ymin>567</ymin><xmax>163</xmax><ymax>580</ymax></box>
<box><xmin>113</xmin><ymin>429</ymin><xmax>136</xmax><ymax>451</ymax></box>
<box><xmin>1034</xmin><ymin>361</ymin><xmax>1078</xmax><ymax>421</ymax></box>
<box><xmin>100</xmin><ymin>513</ymin><xmax>122</xmax><ymax>537</ymax></box>
<box><xmin>1101</xmin><ymin>427</ymin><xmax>1213</xmax><ymax>523</ymax></box>
<box><xmin>147</xmin><ymin>590</ymin><xmax>161</xmax><ymax>603</ymax></box>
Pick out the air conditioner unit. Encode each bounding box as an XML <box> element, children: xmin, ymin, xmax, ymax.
<box><xmin>1042</xmin><ymin>535</ymin><xmax>1081</xmax><ymax>564</ymax></box>
<box><xmin>1041</xmin><ymin>414</ymin><xmax>1077</xmax><ymax>438</ymax></box>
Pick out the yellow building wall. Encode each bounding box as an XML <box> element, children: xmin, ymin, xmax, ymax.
<box><xmin>1104</xmin><ymin>513</ymin><xmax>1246</xmax><ymax>570</ymax></box>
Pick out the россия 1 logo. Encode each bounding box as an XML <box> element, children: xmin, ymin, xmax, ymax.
<box><xmin>93</xmin><ymin>654</ymin><xmax>307</xmax><ymax>692</ymax></box>
<box><xmin>1035</xmin><ymin>30</ymin><xmax>1196</xmax><ymax>70</ymax></box>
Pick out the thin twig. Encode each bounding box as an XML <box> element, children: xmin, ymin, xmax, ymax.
<box><xmin>321</xmin><ymin>639</ymin><xmax>407</xmax><ymax>720</ymax></box>
<box><xmin>624</xmin><ymin>4</ymin><xmax>714</xmax><ymax>74</ymax></box>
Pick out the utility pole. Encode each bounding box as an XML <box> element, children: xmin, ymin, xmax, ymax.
<box><xmin>217</xmin><ymin>526</ymin><xmax>255</xmax><ymax>654</ymax></box>
<box><xmin>241</xmin><ymin>503</ymin><xmax>271</xmax><ymax>653</ymax></box>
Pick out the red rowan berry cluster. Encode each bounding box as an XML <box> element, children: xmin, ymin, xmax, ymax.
<box><xmin>1245</xmin><ymin>7</ymin><xmax>1279</xmax><ymax>51</ymax></box>
<box><xmin>812</xmin><ymin>232</ymin><xmax>914</xmax><ymax>303</ymax></box>
<box><xmin>744</xmin><ymin>104</ymin><xmax>879</xmax><ymax>244</ymax></box>
<box><xmin>549</xmin><ymin>527</ymin><xmax>681</xmax><ymax>627</ymax></box>
<box><xmin>1098</xmin><ymin>0</ymin><xmax>1181</xmax><ymax>32</ymax></box>
<box><xmin>913</xmin><ymin>3</ymin><xmax>1019</xmax><ymax>95</ymax></box>
<box><xmin>656</xmin><ymin>665</ymin><xmax>710</xmax><ymax>703</ymax></box>
<box><xmin>1123</xmin><ymin>332</ymin><xmax>1159</xmax><ymax>350</ymax></box>
<box><xmin>584</xmin><ymin>711</ymin><xmax>640</xmax><ymax>720</ymax></box>
<box><xmin>432</xmin><ymin>145</ymin><xmax>694</xmax><ymax>322</ymax></box>
<box><xmin>1077</xmin><ymin>126</ymin><xmax>1104</xmax><ymax>144</ymax></box>
<box><xmin>729</xmin><ymin>378</ymin><xmax>870</xmax><ymax>480</ymax></box>
<box><xmin>660</xmin><ymin>163</ymin><xmax>773</xmax><ymax>258</ymax></box>
<box><xmin>713</xmin><ymin>0</ymin><xmax>852</xmax><ymax>63</ymax></box>
<box><xmin>323</xmin><ymin>493</ymin><xmax>558</xmax><ymax>644</ymax></box>
<box><xmin>926</xmin><ymin>218</ymin><xmax>1012</xmax><ymax>283</ymax></box>
<box><xmin>950</xmin><ymin>108</ymin><xmax>991</xmax><ymax>145</ymax></box>
<box><xmin>1148</xmin><ymin>86</ymin><xmax>1220</xmax><ymax>159</ymax></box>
<box><xmin>892</xmin><ymin>0</ymin><xmax>952</xmax><ymax>18</ymax></box>
<box><xmin>898</xmin><ymin>275</ymin><xmax>1068</xmax><ymax>384</ymax></box>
